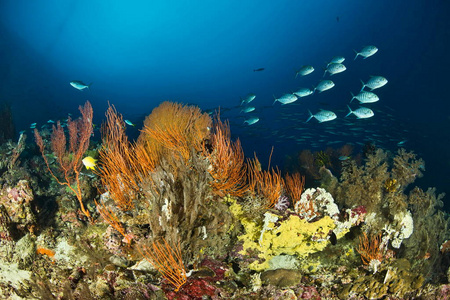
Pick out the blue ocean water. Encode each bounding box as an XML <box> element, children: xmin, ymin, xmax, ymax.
<box><xmin>0</xmin><ymin>1</ymin><xmax>449</xmax><ymax>208</ymax></box>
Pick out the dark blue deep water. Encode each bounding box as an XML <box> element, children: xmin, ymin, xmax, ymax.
<box><xmin>1</xmin><ymin>1</ymin><xmax>449</xmax><ymax>208</ymax></box>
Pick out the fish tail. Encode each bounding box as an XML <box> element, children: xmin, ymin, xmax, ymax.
<box><xmin>322</xmin><ymin>67</ymin><xmax>327</xmax><ymax>78</ymax></box>
<box><xmin>353</xmin><ymin>49</ymin><xmax>359</xmax><ymax>60</ymax></box>
<box><xmin>360</xmin><ymin>79</ymin><xmax>365</xmax><ymax>92</ymax></box>
<box><xmin>88</xmin><ymin>82</ymin><xmax>93</xmax><ymax>90</ymax></box>
<box><xmin>306</xmin><ymin>110</ymin><xmax>314</xmax><ymax>123</ymax></box>
<box><xmin>272</xmin><ymin>95</ymin><xmax>277</xmax><ymax>105</ymax></box>
<box><xmin>350</xmin><ymin>92</ymin><xmax>355</xmax><ymax>103</ymax></box>
<box><xmin>345</xmin><ymin>105</ymin><xmax>353</xmax><ymax>117</ymax></box>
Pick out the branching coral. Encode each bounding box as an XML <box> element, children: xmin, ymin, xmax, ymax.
<box><xmin>402</xmin><ymin>187</ymin><xmax>449</xmax><ymax>281</ymax></box>
<box><xmin>327</xmin><ymin>148</ymin><xmax>428</xmax><ymax>251</ymax></box>
<box><xmin>356</xmin><ymin>232</ymin><xmax>384</xmax><ymax>273</ymax></box>
<box><xmin>98</xmin><ymin>104</ymin><xmax>156</xmax><ymax>211</ymax></box>
<box><xmin>248</xmin><ymin>156</ymin><xmax>285</xmax><ymax>209</ymax></box>
<box><xmin>34</xmin><ymin>101</ymin><xmax>93</xmax><ymax>221</ymax></box>
<box><xmin>333</xmin><ymin>148</ymin><xmax>389</xmax><ymax>213</ymax></box>
<box><xmin>284</xmin><ymin>172</ymin><xmax>305</xmax><ymax>208</ymax></box>
<box><xmin>95</xmin><ymin>102</ymin><xmax>237</xmax><ymax>292</ymax></box>
<box><xmin>139</xmin><ymin>238</ymin><xmax>187</xmax><ymax>292</ymax></box>
<box><xmin>204</xmin><ymin>117</ymin><xmax>248</xmax><ymax>198</ymax></box>
<box><xmin>392</xmin><ymin>148</ymin><xmax>424</xmax><ymax>188</ymax></box>
<box><xmin>141</xmin><ymin>155</ymin><xmax>235</xmax><ymax>266</ymax></box>
<box><xmin>325</xmin><ymin>147</ymin><xmax>448</xmax><ymax>282</ymax></box>
<box><xmin>138</xmin><ymin>101</ymin><xmax>212</xmax><ymax>164</ymax></box>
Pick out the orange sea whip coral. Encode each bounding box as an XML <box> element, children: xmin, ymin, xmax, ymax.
<box><xmin>139</xmin><ymin>238</ymin><xmax>187</xmax><ymax>292</ymax></box>
<box><xmin>95</xmin><ymin>200</ymin><xmax>133</xmax><ymax>245</ymax></box>
<box><xmin>34</xmin><ymin>101</ymin><xmax>93</xmax><ymax>221</ymax></box>
<box><xmin>205</xmin><ymin>117</ymin><xmax>248</xmax><ymax>198</ymax></box>
<box><xmin>139</xmin><ymin>101</ymin><xmax>212</xmax><ymax>164</ymax></box>
<box><xmin>98</xmin><ymin>104</ymin><xmax>156</xmax><ymax>211</ymax></box>
<box><xmin>357</xmin><ymin>232</ymin><xmax>384</xmax><ymax>273</ymax></box>
<box><xmin>248</xmin><ymin>155</ymin><xmax>285</xmax><ymax>209</ymax></box>
<box><xmin>284</xmin><ymin>172</ymin><xmax>305</xmax><ymax>207</ymax></box>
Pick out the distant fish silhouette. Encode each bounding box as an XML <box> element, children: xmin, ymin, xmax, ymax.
<box><xmin>336</xmin><ymin>16</ymin><xmax>340</xmax><ymax>22</ymax></box>
<box><xmin>253</xmin><ymin>68</ymin><xmax>265</xmax><ymax>72</ymax></box>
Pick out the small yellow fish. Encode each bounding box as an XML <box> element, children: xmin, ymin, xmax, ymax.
<box><xmin>82</xmin><ymin>156</ymin><xmax>97</xmax><ymax>170</ymax></box>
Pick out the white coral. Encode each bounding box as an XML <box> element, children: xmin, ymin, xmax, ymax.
<box><xmin>294</xmin><ymin>187</ymin><xmax>339</xmax><ymax>220</ymax></box>
<box><xmin>391</xmin><ymin>210</ymin><xmax>414</xmax><ymax>249</ymax></box>
<box><xmin>259</xmin><ymin>212</ymin><xmax>279</xmax><ymax>246</ymax></box>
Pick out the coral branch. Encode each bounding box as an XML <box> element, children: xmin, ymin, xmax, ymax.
<box><xmin>139</xmin><ymin>101</ymin><xmax>211</xmax><ymax>164</ymax></box>
<box><xmin>98</xmin><ymin>104</ymin><xmax>156</xmax><ymax>211</ymax></box>
<box><xmin>356</xmin><ymin>232</ymin><xmax>384</xmax><ymax>267</ymax></box>
<box><xmin>284</xmin><ymin>172</ymin><xmax>305</xmax><ymax>207</ymax></box>
<box><xmin>95</xmin><ymin>200</ymin><xmax>132</xmax><ymax>244</ymax></box>
<box><xmin>34</xmin><ymin>101</ymin><xmax>93</xmax><ymax>221</ymax></box>
<box><xmin>139</xmin><ymin>238</ymin><xmax>187</xmax><ymax>292</ymax></box>
<box><xmin>8</xmin><ymin>132</ymin><xmax>26</xmax><ymax>170</ymax></box>
<box><xmin>205</xmin><ymin>117</ymin><xmax>248</xmax><ymax>197</ymax></box>
<box><xmin>248</xmin><ymin>155</ymin><xmax>285</xmax><ymax>208</ymax></box>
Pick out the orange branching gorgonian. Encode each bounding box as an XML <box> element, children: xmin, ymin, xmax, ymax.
<box><xmin>139</xmin><ymin>101</ymin><xmax>212</xmax><ymax>163</ymax></box>
<box><xmin>98</xmin><ymin>104</ymin><xmax>156</xmax><ymax>211</ymax></box>
<box><xmin>284</xmin><ymin>172</ymin><xmax>305</xmax><ymax>207</ymax></box>
<box><xmin>206</xmin><ymin>117</ymin><xmax>248</xmax><ymax>198</ymax></box>
<box><xmin>95</xmin><ymin>200</ymin><xmax>132</xmax><ymax>245</ymax></box>
<box><xmin>34</xmin><ymin>101</ymin><xmax>93</xmax><ymax>221</ymax></box>
<box><xmin>248</xmin><ymin>155</ymin><xmax>285</xmax><ymax>209</ymax></box>
<box><xmin>139</xmin><ymin>238</ymin><xmax>187</xmax><ymax>292</ymax></box>
<box><xmin>357</xmin><ymin>232</ymin><xmax>384</xmax><ymax>273</ymax></box>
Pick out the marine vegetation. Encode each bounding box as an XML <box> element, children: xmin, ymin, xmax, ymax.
<box><xmin>0</xmin><ymin>101</ymin><xmax>449</xmax><ymax>299</ymax></box>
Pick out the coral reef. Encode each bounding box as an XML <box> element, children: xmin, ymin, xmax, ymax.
<box><xmin>0</xmin><ymin>101</ymin><xmax>449</xmax><ymax>299</ymax></box>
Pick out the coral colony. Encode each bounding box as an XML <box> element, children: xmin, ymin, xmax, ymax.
<box><xmin>0</xmin><ymin>100</ymin><xmax>449</xmax><ymax>299</ymax></box>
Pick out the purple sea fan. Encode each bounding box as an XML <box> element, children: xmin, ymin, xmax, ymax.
<box><xmin>274</xmin><ymin>195</ymin><xmax>290</xmax><ymax>212</ymax></box>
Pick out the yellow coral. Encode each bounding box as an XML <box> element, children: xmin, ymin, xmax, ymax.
<box><xmin>228</xmin><ymin>198</ymin><xmax>336</xmax><ymax>271</ymax></box>
<box><xmin>385</xmin><ymin>178</ymin><xmax>398</xmax><ymax>192</ymax></box>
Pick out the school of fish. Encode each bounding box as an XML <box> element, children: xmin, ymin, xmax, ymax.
<box><xmin>228</xmin><ymin>44</ymin><xmax>407</xmax><ymax>151</ymax></box>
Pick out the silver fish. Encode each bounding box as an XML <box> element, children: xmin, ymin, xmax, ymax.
<box><xmin>345</xmin><ymin>106</ymin><xmax>374</xmax><ymax>119</ymax></box>
<box><xmin>314</xmin><ymin>80</ymin><xmax>335</xmax><ymax>93</ymax></box>
<box><xmin>240</xmin><ymin>106</ymin><xmax>255</xmax><ymax>113</ymax></box>
<box><xmin>70</xmin><ymin>80</ymin><xmax>91</xmax><ymax>91</ymax></box>
<box><xmin>244</xmin><ymin>117</ymin><xmax>259</xmax><ymax>125</ymax></box>
<box><xmin>273</xmin><ymin>93</ymin><xmax>298</xmax><ymax>105</ymax></box>
<box><xmin>323</xmin><ymin>63</ymin><xmax>346</xmax><ymax>77</ymax></box>
<box><xmin>124</xmin><ymin>120</ymin><xmax>135</xmax><ymax>126</ymax></box>
<box><xmin>293</xmin><ymin>88</ymin><xmax>313</xmax><ymax>98</ymax></box>
<box><xmin>350</xmin><ymin>91</ymin><xmax>379</xmax><ymax>103</ymax></box>
<box><xmin>327</xmin><ymin>56</ymin><xmax>345</xmax><ymax>67</ymax></box>
<box><xmin>240</xmin><ymin>94</ymin><xmax>256</xmax><ymax>105</ymax></box>
<box><xmin>306</xmin><ymin>109</ymin><xmax>337</xmax><ymax>123</ymax></box>
<box><xmin>295</xmin><ymin>65</ymin><xmax>314</xmax><ymax>78</ymax></box>
<box><xmin>354</xmin><ymin>45</ymin><xmax>378</xmax><ymax>60</ymax></box>
<box><xmin>360</xmin><ymin>76</ymin><xmax>388</xmax><ymax>91</ymax></box>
